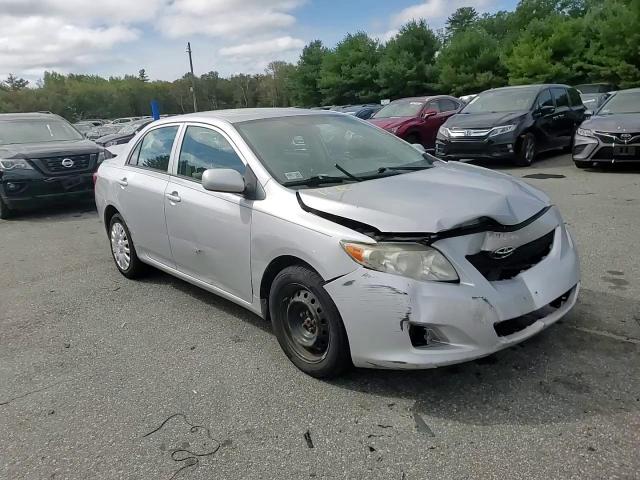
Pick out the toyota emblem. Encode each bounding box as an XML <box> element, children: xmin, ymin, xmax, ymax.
<box><xmin>490</xmin><ymin>246</ymin><xmax>516</xmax><ymax>259</ymax></box>
<box><xmin>620</xmin><ymin>133</ymin><xmax>632</xmax><ymax>141</ymax></box>
<box><xmin>61</xmin><ymin>158</ymin><xmax>74</xmax><ymax>168</ymax></box>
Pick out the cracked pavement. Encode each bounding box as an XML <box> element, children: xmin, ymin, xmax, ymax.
<box><xmin>1</xmin><ymin>154</ymin><xmax>639</xmax><ymax>479</ymax></box>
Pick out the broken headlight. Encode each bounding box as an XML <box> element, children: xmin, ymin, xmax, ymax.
<box><xmin>340</xmin><ymin>242</ymin><xmax>459</xmax><ymax>282</ymax></box>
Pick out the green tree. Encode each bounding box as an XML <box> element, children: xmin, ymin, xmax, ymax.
<box><xmin>504</xmin><ymin>15</ymin><xmax>588</xmax><ymax>85</ymax></box>
<box><xmin>319</xmin><ymin>32</ymin><xmax>381</xmax><ymax>104</ymax></box>
<box><xmin>138</xmin><ymin>69</ymin><xmax>149</xmax><ymax>82</ymax></box>
<box><xmin>2</xmin><ymin>74</ymin><xmax>29</xmax><ymax>91</ymax></box>
<box><xmin>377</xmin><ymin>20</ymin><xmax>440</xmax><ymax>98</ymax></box>
<box><xmin>292</xmin><ymin>40</ymin><xmax>328</xmax><ymax>106</ymax></box>
<box><xmin>446</xmin><ymin>7</ymin><xmax>479</xmax><ymax>37</ymax></box>
<box><xmin>437</xmin><ymin>28</ymin><xmax>507</xmax><ymax>95</ymax></box>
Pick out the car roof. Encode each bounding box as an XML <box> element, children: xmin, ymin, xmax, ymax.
<box><xmin>0</xmin><ymin>112</ymin><xmax>65</xmax><ymax>122</ymax></box>
<box><xmin>614</xmin><ymin>88</ymin><xmax>640</xmax><ymax>94</ymax></box>
<box><xmin>151</xmin><ymin>108</ymin><xmax>344</xmax><ymax>125</ymax></box>
<box><xmin>390</xmin><ymin>95</ymin><xmax>455</xmax><ymax>103</ymax></box>
<box><xmin>485</xmin><ymin>84</ymin><xmax>571</xmax><ymax>94</ymax></box>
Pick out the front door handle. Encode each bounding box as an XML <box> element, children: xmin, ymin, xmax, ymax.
<box><xmin>117</xmin><ymin>177</ymin><xmax>128</xmax><ymax>187</ymax></box>
<box><xmin>166</xmin><ymin>192</ymin><xmax>181</xmax><ymax>203</ymax></box>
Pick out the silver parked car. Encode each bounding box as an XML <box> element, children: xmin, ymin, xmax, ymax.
<box><xmin>95</xmin><ymin>108</ymin><xmax>580</xmax><ymax>378</ymax></box>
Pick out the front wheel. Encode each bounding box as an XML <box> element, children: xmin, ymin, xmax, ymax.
<box><xmin>0</xmin><ymin>196</ymin><xmax>12</xmax><ymax>220</ymax></box>
<box><xmin>515</xmin><ymin>133</ymin><xmax>536</xmax><ymax>166</ymax></box>
<box><xmin>269</xmin><ymin>266</ymin><xmax>351</xmax><ymax>378</ymax></box>
<box><xmin>109</xmin><ymin>214</ymin><xmax>146</xmax><ymax>279</ymax></box>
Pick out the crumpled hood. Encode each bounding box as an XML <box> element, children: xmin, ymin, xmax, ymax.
<box><xmin>298</xmin><ymin>162</ymin><xmax>550</xmax><ymax>233</ymax></box>
<box><xmin>581</xmin><ymin>114</ymin><xmax>640</xmax><ymax>133</ymax></box>
<box><xmin>368</xmin><ymin>117</ymin><xmax>413</xmax><ymax>130</ymax></box>
<box><xmin>445</xmin><ymin>111</ymin><xmax>528</xmax><ymax>129</ymax></box>
<box><xmin>0</xmin><ymin>139</ymin><xmax>100</xmax><ymax>159</ymax></box>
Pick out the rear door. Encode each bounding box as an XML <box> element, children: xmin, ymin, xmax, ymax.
<box><xmin>165</xmin><ymin>124</ymin><xmax>253</xmax><ymax>303</ymax></box>
<box><xmin>420</xmin><ymin>99</ymin><xmax>454</xmax><ymax>148</ymax></box>
<box><xmin>550</xmin><ymin>87</ymin><xmax>574</xmax><ymax>146</ymax></box>
<box><xmin>116</xmin><ymin>124</ymin><xmax>180</xmax><ymax>268</ymax></box>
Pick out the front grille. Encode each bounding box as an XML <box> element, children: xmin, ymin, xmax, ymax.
<box><xmin>592</xmin><ymin>146</ymin><xmax>640</xmax><ymax>161</ymax></box>
<box><xmin>466</xmin><ymin>230</ymin><xmax>555</xmax><ymax>281</ymax></box>
<box><xmin>594</xmin><ymin>131</ymin><xmax>640</xmax><ymax>144</ymax></box>
<box><xmin>494</xmin><ymin>288</ymin><xmax>573</xmax><ymax>337</ymax></box>
<box><xmin>36</xmin><ymin>154</ymin><xmax>94</xmax><ymax>174</ymax></box>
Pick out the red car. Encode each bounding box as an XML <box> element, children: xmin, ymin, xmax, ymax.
<box><xmin>368</xmin><ymin>95</ymin><xmax>462</xmax><ymax>149</ymax></box>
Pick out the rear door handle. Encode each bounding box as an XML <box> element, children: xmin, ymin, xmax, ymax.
<box><xmin>117</xmin><ymin>178</ymin><xmax>128</xmax><ymax>187</ymax></box>
<box><xmin>166</xmin><ymin>192</ymin><xmax>181</xmax><ymax>203</ymax></box>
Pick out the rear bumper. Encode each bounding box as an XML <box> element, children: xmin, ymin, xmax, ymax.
<box><xmin>1</xmin><ymin>173</ymin><xmax>95</xmax><ymax>210</ymax></box>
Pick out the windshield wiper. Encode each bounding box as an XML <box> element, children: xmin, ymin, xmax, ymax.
<box><xmin>334</xmin><ymin>163</ymin><xmax>362</xmax><ymax>181</ymax></box>
<box><xmin>283</xmin><ymin>174</ymin><xmax>355</xmax><ymax>187</ymax></box>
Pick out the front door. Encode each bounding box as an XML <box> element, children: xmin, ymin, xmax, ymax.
<box><xmin>164</xmin><ymin>124</ymin><xmax>253</xmax><ymax>303</ymax></box>
<box><xmin>533</xmin><ymin>89</ymin><xmax>558</xmax><ymax>151</ymax></box>
<box><xmin>116</xmin><ymin>125</ymin><xmax>180</xmax><ymax>268</ymax></box>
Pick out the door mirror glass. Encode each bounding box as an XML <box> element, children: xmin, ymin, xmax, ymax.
<box><xmin>422</xmin><ymin>109</ymin><xmax>438</xmax><ymax>119</ymax></box>
<box><xmin>202</xmin><ymin>168</ymin><xmax>245</xmax><ymax>193</ymax></box>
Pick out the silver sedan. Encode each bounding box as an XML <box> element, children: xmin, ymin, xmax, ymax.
<box><xmin>94</xmin><ymin>108</ymin><xmax>580</xmax><ymax>378</ymax></box>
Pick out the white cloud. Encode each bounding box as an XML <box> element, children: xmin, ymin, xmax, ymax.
<box><xmin>157</xmin><ymin>0</ymin><xmax>303</xmax><ymax>38</ymax></box>
<box><xmin>220</xmin><ymin>36</ymin><xmax>305</xmax><ymax>57</ymax></box>
<box><xmin>391</xmin><ymin>0</ymin><xmax>495</xmax><ymax>28</ymax></box>
<box><xmin>0</xmin><ymin>15</ymin><xmax>138</xmax><ymax>75</ymax></box>
<box><xmin>0</xmin><ymin>0</ymin><xmax>163</xmax><ymax>23</ymax></box>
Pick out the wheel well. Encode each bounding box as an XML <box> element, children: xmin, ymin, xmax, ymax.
<box><xmin>104</xmin><ymin>205</ymin><xmax>119</xmax><ymax>231</ymax></box>
<box><xmin>259</xmin><ymin>255</ymin><xmax>319</xmax><ymax>319</ymax></box>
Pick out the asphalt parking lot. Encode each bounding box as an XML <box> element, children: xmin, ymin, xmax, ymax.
<box><xmin>1</xmin><ymin>153</ymin><xmax>639</xmax><ymax>480</ymax></box>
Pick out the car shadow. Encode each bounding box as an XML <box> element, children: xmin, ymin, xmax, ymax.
<box><xmin>2</xmin><ymin>202</ymin><xmax>97</xmax><ymax>222</ymax></box>
<box><xmin>326</xmin><ymin>291</ymin><xmax>639</xmax><ymax>427</ymax></box>
<box><xmin>138</xmin><ymin>268</ymin><xmax>272</xmax><ymax>335</ymax></box>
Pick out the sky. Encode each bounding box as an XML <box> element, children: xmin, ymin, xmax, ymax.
<box><xmin>0</xmin><ymin>0</ymin><xmax>518</xmax><ymax>83</ymax></box>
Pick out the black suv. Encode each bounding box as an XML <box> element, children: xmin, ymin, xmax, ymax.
<box><xmin>435</xmin><ymin>84</ymin><xmax>586</xmax><ymax>166</ymax></box>
<box><xmin>0</xmin><ymin>113</ymin><xmax>107</xmax><ymax>219</ymax></box>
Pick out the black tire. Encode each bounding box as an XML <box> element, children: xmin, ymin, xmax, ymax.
<box><xmin>108</xmin><ymin>214</ymin><xmax>146</xmax><ymax>279</ymax></box>
<box><xmin>404</xmin><ymin>132</ymin><xmax>421</xmax><ymax>145</ymax></box>
<box><xmin>0</xmin><ymin>196</ymin><xmax>12</xmax><ymax>220</ymax></box>
<box><xmin>574</xmin><ymin>161</ymin><xmax>589</xmax><ymax>169</ymax></box>
<box><xmin>269</xmin><ymin>265</ymin><xmax>351</xmax><ymax>378</ymax></box>
<box><xmin>515</xmin><ymin>133</ymin><xmax>536</xmax><ymax>166</ymax></box>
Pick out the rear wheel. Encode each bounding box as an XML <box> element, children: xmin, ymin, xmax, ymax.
<box><xmin>404</xmin><ymin>132</ymin><xmax>421</xmax><ymax>145</ymax></box>
<box><xmin>515</xmin><ymin>133</ymin><xmax>536</xmax><ymax>166</ymax></box>
<box><xmin>269</xmin><ymin>265</ymin><xmax>351</xmax><ymax>378</ymax></box>
<box><xmin>0</xmin><ymin>196</ymin><xmax>12</xmax><ymax>220</ymax></box>
<box><xmin>109</xmin><ymin>214</ymin><xmax>146</xmax><ymax>279</ymax></box>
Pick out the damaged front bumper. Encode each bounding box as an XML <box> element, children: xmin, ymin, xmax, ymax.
<box><xmin>324</xmin><ymin>208</ymin><xmax>580</xmax><ymax>369</ymax></box>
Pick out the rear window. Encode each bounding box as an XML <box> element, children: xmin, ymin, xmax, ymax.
<box><xmin>0</xmin><ymin>118</ymin><xmax>84</xmax><ymax>145</ymax></box>
<box><xmin>373</xmin><ymin>100</ymin><xmax>425</xmax><ymax>118</ymax></box>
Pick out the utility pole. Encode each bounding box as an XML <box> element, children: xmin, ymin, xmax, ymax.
<box><xmin>186</xmin><ymin>42</ymin><xmax>198</xmax><ymax>112</ymax></box>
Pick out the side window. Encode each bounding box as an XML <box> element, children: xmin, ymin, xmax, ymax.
<box><xmin>129</xmin><ymin>126</ymin><xmax>179</xmax><ymax>172</ymax></box>
<box><xmin>178</xmin><ymin>126</ymin><xmax>245</xmax><ymax>182</ymax></box>
<box><xmin>551</xmin><ymin>88</ymin><xmax>569</xmax><ymax>108</ymax></box>
<box><xmin>425</xmin><ymin>101</ymin><xmax>441</xmax><ymax>113</ymax></box>
<box><xmin>438</xmin><ymin>99</ymin><xmax>459</xmax><ymax>112</ymax></box>
<box><xmin>567</xmin><ymin>88</ymin><xmax>582</xmax><ymax>107</ymax></box>
<box><xmin>537</xmin><ymin>90</ymin><xmax>554</xmax><ymax>110</ymax></box>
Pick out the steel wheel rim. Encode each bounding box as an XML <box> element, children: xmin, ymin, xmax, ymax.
<box><xmin>111</xmin><ymin>222</ymin><xmax>131</xmax><ymax>271</ymax></box>
<box><xmin>281</xmin><ymin>285</ymin><xmax>330</xmax><ymax>363</ymax></box>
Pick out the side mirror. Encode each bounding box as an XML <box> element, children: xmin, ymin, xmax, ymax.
<box><xmin>538</xmin><ymin>105</ymin><xmax>555</xmax><ymax>116</ymax></box>
<box><xmin>411</xmin><ymin>143</ymin><xmax>426</xmax><ymax>153</ymax></box>
<box><xmin>422</xmin><ymin>109</ymin><xmax>438</xmax><ymax>119</ymax></box>
<box><xmin>584</xmin><ymin>110</ymin><xmax>593</xmax><ymax>118</ymax></box>
<box><xmin>202</xmin><ymin>168</ymin><xmax>245</xmax><ymax>194</ymax></box>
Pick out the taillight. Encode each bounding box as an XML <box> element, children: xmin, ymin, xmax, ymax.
<box><xmin>92</xmin><ymin>172</ymin><xmax>98</xmax><ymax>186</ymax></box>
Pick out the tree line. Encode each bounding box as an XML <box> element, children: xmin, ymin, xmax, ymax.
<box><xmin>0</xmin><ymin>0</ymin><xmax>638</xmax><ymax>121</ymax></box>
